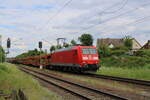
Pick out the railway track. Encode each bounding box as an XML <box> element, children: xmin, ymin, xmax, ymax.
<box><xmin>45</xmin><ymin>69</ymin><xmax>150</xmax><ymax>86</ymax></box>
<box><xmin>19</xmin><ymin>66</ymin><xmax>129</xmax><ymax>100</ymax></box>
<box><xmin>84</xmin><ymin>73</ymin><xmax>150</xmax><ymax>86</ymax></box>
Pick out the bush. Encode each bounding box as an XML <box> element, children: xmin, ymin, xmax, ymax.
<box><xmin>123</xmin><ymin>36</ymin><xmax>133</xmax><ymax>50</ymax></box>
<box><xmin>98</xmin><ymin>46</ymin><xmax>111</xmax><ymax>57</ymax></box>
<box><xmin>110</xmin><ymin>46</ymin><xmax>129</xmax><ymax>56</ymax></box>
<box><xmin>0</xmin><ymin>46</ymin><xmax>5</xmax><ymax>63</ymax></box>
<box><xmin>110</xmin><ymin>50</ymin><xmax>127</xmax><ymax>56</ymax></box>
<box><xmin>101</xmin><ymin>56</ymin><xmax>150</xmax><ymax>68</ymax></box>
<box><xmin>111</xmin><ymin>46</ymin><xmax>129</xmax><ymax>51</ymax></box>
<box><xmin>135</xmin><ymin>50</ymin><xmax>150</xmax><ymax>57</ymax></box>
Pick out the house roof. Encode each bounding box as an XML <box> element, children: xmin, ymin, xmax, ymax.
<box><xmin>97</xmin><ymin>38</ymin><xmax>124</xmax><ymax>47</ymax></box>
<box><xmin>132</xmin><ymin>38</ymin><xmax>142</xmax><ymax>47</ymax></box>
<box><xmin>141</xmin><ymin>40</ymin><xmax>150</xmax><ymax>49</ymax></box>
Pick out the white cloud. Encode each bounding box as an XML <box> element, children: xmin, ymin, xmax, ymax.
<box><xmin>0</xmin><ymin>0</ymin><xmax>150</xmax><ymax>57</ymax></box>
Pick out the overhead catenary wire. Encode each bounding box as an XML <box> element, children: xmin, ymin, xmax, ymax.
<box><xmin>94</xmin><ymin>15</ymin><xmax>150</xmax><ymax>37</ymax></box>
<box><xmin>80</xmin><ymin>2</ymin><xmax>150</xmax><ymax>33</ymax></box>
<box><xmin>45</xmin><ymin>0</ymin><xmax>73</xmax><ymax>25</ymax></box>
<box><xmin>48</xmin><ymin>0</ymin><xmax>129</xmax><ymax>38</ymax></box>
<box><xmin>60</xmin><ymin>0</ymin><xmax>128</xmax><ymax>29</ymax></box>
<box><xmin>109</xmin><ymin>15</ymin><xmax>150</xmax><ymax>30</ymax></box>
<box><xmin>36</xmin><ymin>0</ymin><xmax>73</xmax><ymax>32</ymax></box>
<box><xmin>101</xmin><ymin>0</ymin><xmax>128</xmax><ymax>14</ymax></box>
<box><xmin>38</xmin><ymin>1</ymin><xmax>150</xmax><ymax>44</ymax></box>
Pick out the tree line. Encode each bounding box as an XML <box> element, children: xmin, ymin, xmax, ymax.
<box><xmin>0</xmin><ymin>46</ymin><xmax>5</xmax><ymax>62</ymax></box>
<box><xmin>16</xmin><ymin>33</ymin><xmax>93</xmax><ymax>58</ymax></box>
<box><xmin>16</xmin><ymin>34</ymin><xmax>134</xmax><ymax>58</ymax></box>
<box><xmin>50</xmin><ymin>33</ymin><xmax>93</xmax><ymax>53</ymax></box>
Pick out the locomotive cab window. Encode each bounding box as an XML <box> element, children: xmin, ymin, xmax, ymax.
<box><xmin>89</xmin><ymin>48</ymin><xmax>97</xmax><ymax>54</ymax></box>
<box><xmin>82</xmin><ymin>48</ymin><xmax>97</xmax><ymax>54</ymax></box>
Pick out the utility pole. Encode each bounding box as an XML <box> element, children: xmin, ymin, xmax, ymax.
<box><xmin>39</xmin><ymin>41</ymin><xmax>43</xmax><ymax>69</ymax></box>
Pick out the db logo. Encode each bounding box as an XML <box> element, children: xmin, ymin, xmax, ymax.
<box><xmin>89</xmin><ymin>55</ymin><xmax>92</xmax><ymax>60</ymax></box>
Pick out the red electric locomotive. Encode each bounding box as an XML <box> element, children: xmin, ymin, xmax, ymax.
<box><xmin>49</xmin><ymin>46</ymin><xmax>100</xmax><ymax>72</ymax></box>
<box><xmin>11</xmin><ymin>46</ymin><xmax>100</xmax><ymax>72</ymax></box>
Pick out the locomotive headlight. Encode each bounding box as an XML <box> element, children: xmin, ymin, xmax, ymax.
<box><xmin>83</xmin><ymin>57</ymin><xmax>88</xmax><ymax>60</ymax></box>
<box><xmin>93</xmin><ymin>57</ymin><xmax>98</xmax><ymax>60</ymax></box>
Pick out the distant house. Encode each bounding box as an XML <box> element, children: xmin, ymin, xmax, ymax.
<box><xmin>97</xmin><ymin>38</ymin><xmax>142</xmax><ymax>51</ymax></box>
<box><xmin>132</xmin><ymin>38</ymin><xmax>142</xmax><ymax>51</ymax></box>
<box><xmin>141</xmin><ymin>40</ymin><xmax>150</xmax><ymax>49</ymax></box>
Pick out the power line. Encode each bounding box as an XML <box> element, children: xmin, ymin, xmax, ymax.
<box><xmin>69</xmin><ymin>0</ymin><xmax>128</xmax><ymax>26</ymax></box>
<box><xmin>126</xmin><ymin>16</ymin><xmax>150</xmax><ymax>25</ymax></box>
<box><xmin>41</xmin><ymin>0</ymin><xmax>126</xmax><ymax>41</ymax></box>
<box><xmin>37</xmin><ymin>0</ymin><xmax>127</xmax><ymax>37</ymax></box>
<box><xmin>46</xmin><ymin>0</ymin><xmax>73</xmax><ymax>25</ymax></box>
<box><xmin>93</xmin><ymin>15</ymin><xmax>150</xmax><ymax>38</ymax></box>
<box><xmin>102</xmin><ymin>0</ymin><xmax>128</xmax><ymax>14</ymax></box>
<box><xmin>36</xmin><ymin>0</ymin><xmax>73</xmax><ymax>32</ymax></box>
<box><xmin>80</xmin><ymin>2</ymin><xmax>150</xmax><ymax>33</ymax></box>
<box><xmin>101</xmin><ymin>15</ymin><xmax>150</xmax><ymax>32</ymax></box>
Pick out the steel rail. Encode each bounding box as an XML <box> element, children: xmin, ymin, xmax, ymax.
<box><xmin>20</xmin><ymin>66</ymin><xmax>129</xmax><ymax>100</ymax></box>
<box><xmin>85</xmin><ymin>73</ymin><xmax>150</xmax><ymax>86</ymax></box>
<box><xmin>20</xmin><ymin>68</ymin><xmax>91</xmax><ymax>100</ymax></box>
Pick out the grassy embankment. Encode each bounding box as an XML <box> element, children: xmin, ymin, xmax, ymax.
<box><xmin>97</xmin><ymin>56</ymin><xmax>150</xmax><ymax>80</ymax></box>
<box><xmin>0</xmin><ymin>63</ymin><xmax>61</xmax><ymax>100</ymax></box>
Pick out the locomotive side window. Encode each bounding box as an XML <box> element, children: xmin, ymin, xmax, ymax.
<box><xmin>82</xmin><ymin>48</ymin><xmax>97</xmax><ymax>54</ymax></box>
<box><xmin>73</xmin><ymin>50</ymin><xmax>77</xmax><ymax>55</ymax></box>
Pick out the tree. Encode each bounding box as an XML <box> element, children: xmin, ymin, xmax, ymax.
<box><xmin>0</xmin><ymin>46</ymin><xmax>5</xmax><ymax>62</ymax></box>
<box><xmin>98</xmin><ymin>45</ymin><xmax>111</xmax><ymax>57</ymax></box>
<box><xmin>50</xmin><ymin>45</ymin><xmax>56</xmax><ymax>53</ymax></box>
<box><xmin>63</xmin><ymin>43</ymin><xmax>70</xmax><ymax>48</ymax></box>
<box><xmin>78</xmin><ymin>33</ymin><xmax>93</xmax><ymax>46</ymax></box>
<box><xmin>56</xmin><ymin>45</ymin><xmax>62</xmax><ymax>49</ymax></box>
<box><xmin>70</xmin><ymin>39</ymin><xmax>77</xmax><ymax>46</ymax></box>
<box><xmin>16</xmin><ymin>49</ymin><xmax>46</xmax><ymax>58</ymax></box>
<box><xmin>124</xmin><ymin>36</ymin><xmax>133</xmax><ymax>50</ymax></box>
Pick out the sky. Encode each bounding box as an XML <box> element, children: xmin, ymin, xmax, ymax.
<box><xmin>0</xmin><ymin>0</ymin><xmax>150</xmax><ymax>57</ymax></box>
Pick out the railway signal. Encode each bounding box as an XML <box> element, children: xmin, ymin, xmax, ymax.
<box><xmin>7</xmin><ymin>38</ymin><xmax>11</xmax><ymax>48</ymax></box>
<box><xmin>7</xmin><ymin>38</ymin><xmax>11</xmax><ymax>54</ymax></box>
<box><xmin>39</xmin><ymin>41</ymin><xmax>42</xmax><ymax>49</ymax></box>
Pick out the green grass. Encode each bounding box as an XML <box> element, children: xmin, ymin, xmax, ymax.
<box><xmin>97</xmin><ymin>65</ymin><xmax>150</xmax><ymax>81</ymax></box>
<box><xmin>98</xmin><ymin>55</ymin><xmax>150</xmax><ymax>80</ymax></box>
<box><xmin>101</xmin><ymin>56</ymin><xmax>150</xmax><ymax>68</ymax></box>
<box><xmin>0</xmin><ymin>63</ymin><xmax>61</xmax><ymax>100</ymax></box>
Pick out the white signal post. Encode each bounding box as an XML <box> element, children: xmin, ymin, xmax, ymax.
<box><xmin>39</xmin><ymin>41</ymin><xmax>43</xmax><ymax>69</ymax></box>
<box><xmin>40</xmin><ymin>48</ymin><xmax>43</xmax><ymax>69</ymax></box>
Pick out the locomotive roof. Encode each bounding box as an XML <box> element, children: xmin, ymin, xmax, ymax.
<box><xmin>55</xmin><ymin>46</ymin><xmax>74</xmax><ymax>52</ymax></box>
<box><xmin>54</xmin><ymin>46</ymin><xmax>96</xmax><ymax>53</ymax></box>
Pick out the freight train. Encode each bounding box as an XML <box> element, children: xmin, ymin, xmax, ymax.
<box><xmin>10</xmin><ymin>46</ymin><xmax>100</xmax><ymax>72</ymax></box>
